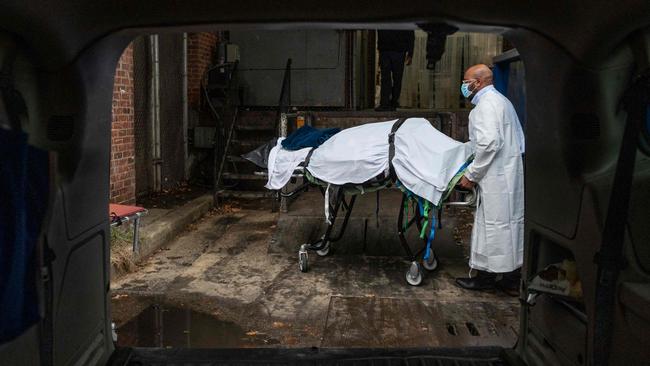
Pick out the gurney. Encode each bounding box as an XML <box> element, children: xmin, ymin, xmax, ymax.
<box><xmin>256</xmin><ymin>118</ymin><xmax>476</xmax><ymax>286</ymax></box>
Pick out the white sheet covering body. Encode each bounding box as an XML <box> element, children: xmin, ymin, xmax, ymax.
<box><xmin>306</xmin><ymin>120</ymin><xmax>394</xmax><ymax>185</ymax></box>
<box><xmin>305</xmin><ymin>118</ymin><xmax>471</xmax><ymax>204</ymax></box>
<box><xmin>392</xmin><ymin>119</ymin><xmax>471</xmax><ymax>204</ymax></box>
<box><xmin>264</xmin><ymin>137</ymin><xmax>311</xmax><ymax>190</ymax></box>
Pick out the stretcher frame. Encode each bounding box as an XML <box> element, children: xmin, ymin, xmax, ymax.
<box><xmin>284</xmin><ymin>168</ymin><xmax>475</xmax><ymax>286</ymax></box>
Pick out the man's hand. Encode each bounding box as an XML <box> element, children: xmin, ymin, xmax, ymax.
<box><xmin>405</xmin><ymin>53</ymin><xmax>413</xmax><ymax>66</ymax></box>
<box><xmin>458</xmin><ymin>175</ymin><xmax>476</xmax><ymax>190</ymax></box>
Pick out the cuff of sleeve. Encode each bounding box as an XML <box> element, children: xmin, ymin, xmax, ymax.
<box><xmin>465</xmin><ymin>170</ymin><xmax>481</xmax><ymax>183</ymax></box>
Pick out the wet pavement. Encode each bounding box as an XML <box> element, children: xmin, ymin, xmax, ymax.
<box><xmin>116</xmin><ymin>304</ymin><xmax>276</xmax><ymax>348</ymax></box>
<box><xmin>111</xmin><ymin>191</ymin><xmax>519</xmax><ymax>349</ymax></box>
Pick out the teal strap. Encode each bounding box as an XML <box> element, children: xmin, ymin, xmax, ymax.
<box><xmin>424</xmin><ymin>212</ymin><xmax>436</xmax><ymax>260</ymax></box>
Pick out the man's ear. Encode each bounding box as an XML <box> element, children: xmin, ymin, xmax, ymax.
<box><xmin>471</xmin><ymin>79</ymin><xmax>479</xmax><ymax>91</ymax></box>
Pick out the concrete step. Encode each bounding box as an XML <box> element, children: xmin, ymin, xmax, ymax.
<box><xmin>226</xmin><ymin>155</ymin><xmax>248</xmax><ymax>163</ymax></box>
<box><xmin>229</xmin><ymin>139</ymin><xmax>267</xmax><ymax>154</ymax></box>
<box><xmin>235</xmin><ymin>124</ymin><xmax>275</xmax><ymax>132</ymax></box>
<box><xmin>222</xmin><ymin>172</ymin><xmax>267</xmax><ymax>181</ymax></box>
<box><xmin>217</xmin><ymin>189</ymin><xmax>275</xmax><ymax>199</ymax></box>
<box><xmin>109</xmin><ymin>194</ymin><xmax>214</xmax><ymax>281</ymax></box>
<box><xmin>231</xmin><ymin>138</ymin><xmax>270</xmax><ymax>145</ymax></box>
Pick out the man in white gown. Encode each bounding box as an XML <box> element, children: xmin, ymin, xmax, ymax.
<box><xmin>455</xmin><ymin>64</ymin><xmax>525</xmax><ymax>292</ymax></box>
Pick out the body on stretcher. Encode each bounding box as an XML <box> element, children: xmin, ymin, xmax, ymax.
<box><xmin>252</xmin><ymin>117</ymin><xmax>477</xmax><ymax>286</ymax></box>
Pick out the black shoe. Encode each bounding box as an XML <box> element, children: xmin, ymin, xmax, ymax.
<box><xmin>455</xmin><ymin>270</ymin><xmax>497</xmax><ymax>291</ymax></box>
<box><xmin>495</xmin><ymin>280</ymin><xmax>519</xmax><ymax>297</ymax></box>
<box><xmin>496</xmin><ymin>269</ymin><xmax>521</xmax><ymax>296</ymax></box>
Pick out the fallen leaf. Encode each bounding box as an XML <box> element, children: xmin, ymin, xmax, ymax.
<box><xmin>272</xmin><ymin>321</ymin><xmax>287</xmax><ymax>329</ymax></box>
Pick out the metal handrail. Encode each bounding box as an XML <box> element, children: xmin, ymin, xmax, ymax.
<box><xmin>445</xmin><ymin>187</ymin><xmax>478</xmax><ymax>207</ymax></box>
<box><xmin>274</xmin><ymin>58</ymin><xmax>292</xmax><ymax>134</ymax></box>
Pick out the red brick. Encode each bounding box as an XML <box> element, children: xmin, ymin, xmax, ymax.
<box><xmin>187</xmin><ymin>32</ymin><xmax>219</xmax><ymax>109</ymax></box>
<box><xmin>109</xmin><ymin>43</ymin><xmax>136</xmax><ymax>204</ymax></box>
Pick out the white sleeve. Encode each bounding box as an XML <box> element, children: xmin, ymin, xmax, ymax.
<box><xmin>515</xmin><ymin>118</ymin><xmax>525</xmax><ymax>154</ymax></box>
<box><xmin>465</xmin><ymin>102</ymin><xmax>503</xmax><ymax>183</ymax></box>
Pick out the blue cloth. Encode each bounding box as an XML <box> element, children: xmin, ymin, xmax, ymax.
<box><xmin>0</xmin><ymin>128</ymin><xmax>48</xmax><ymax>343</ymax></box>
<box><xmin>281</xmin><ymin>125</ymin><xmax>340</xmax><ymax>151</ymax></box>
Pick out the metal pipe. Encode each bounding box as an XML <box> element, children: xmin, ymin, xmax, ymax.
<box><xmin>278</xmin><ymin>112</ymin><xmax>289</xmax><ymax>212</ymax></box>
<box><xmin>155</xmin><ymin>35</ymin><xmax>161</xmax><ymax>191</ymax></box>
<box><xmin>150</xmin><ymin>34</ymin><xmax>162</xmax><ymax>192</ymax></box>
<box><xmin>149</xmin><ymin>35</ymin><xmax>157</xmax><ymax>191</ymax></box>
<box><xmin>279</xmin><ymin>112</ymin><xmax>288</xmax><ymax>138</ymax></box>
<box><xmin>182</xmin><ymin>33</ymin><xmax>189</xmax><ymax>180</ymax></box>
<box><xmin>132</xmin><ymin>216</ymin><xmax>140</xmax><ymax>253</ymax></box>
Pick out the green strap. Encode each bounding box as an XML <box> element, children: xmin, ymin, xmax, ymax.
<box><xmin>420</xmin><ymin>201</ymin><xmax>430</xmax><ymax>239</ymax></box>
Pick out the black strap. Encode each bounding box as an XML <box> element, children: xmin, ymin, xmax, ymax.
<box><xmin>388</xmin><ymin>118</ymin><xmax>407</xmax><ymax>181</ymax></box>
<box><xmin>592</xmin><ymin>72</ymin><xmax>649</xmax><ymax>366</ymax></box>
<box><xmin>375</xmin><ymin>191</ymin><xmax>380</xmax><ymax>228</ymax></box>
<box><xmin>303</xmin><ymin>147</ymin><xmax>316</xmax><ymax>168</ymax></box>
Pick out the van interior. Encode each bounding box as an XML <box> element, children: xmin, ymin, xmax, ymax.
<box><xmin>0</xmin><ymin>1</ymin><xmax>649</xmax><ymax>365</ymax></box>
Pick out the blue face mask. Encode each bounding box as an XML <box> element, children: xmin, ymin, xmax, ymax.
<box><xmin>460</xmin><ymin>81</ymin><xmax>475</xmax><ymax>98</ymax></box>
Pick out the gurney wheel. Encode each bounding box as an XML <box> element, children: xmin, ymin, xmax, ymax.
<box><xmin>316</xmin><ymin>241</ymin><xmax>331</xmax><ymax>257</ymax></box>
<box><xmin>299</xmin><ymin>248</ymin><xmax>309</xmax><ymax>272</ymax></box>
<box><xmin>405</xmin><ymin>261</ymin><xmax>423</xmax><ymax>286</ymax></box>
<box><xmin>422</xmin><ymin>253</ymin><xmax>438</xmax><ymax>271</ymax></box>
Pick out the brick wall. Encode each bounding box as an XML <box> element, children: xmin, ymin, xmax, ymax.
<box><xmin>187</xmin><ymin>32</ymin><xmax>219</xmax><ymax>109</ymax></box>
<box><xmin>110</xmin><ymin>43</ymin><xmax>136</xmax><ymax>204</ymax></box>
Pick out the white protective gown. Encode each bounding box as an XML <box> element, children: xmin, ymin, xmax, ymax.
<box><xmin>465</xmin><ymin>85</ymin><xmax>525</xmax><ymax>273</ymax></box>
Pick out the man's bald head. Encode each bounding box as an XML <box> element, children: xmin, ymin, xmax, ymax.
<box><xmin>463</xmin><ymin>64</ymin><xmax>493</xmax><ymax>97</ymax></box>
<box><xmin>465</xmin><ymin>64</ymin><xmax>493</xmax><ymax>83</ymax></box>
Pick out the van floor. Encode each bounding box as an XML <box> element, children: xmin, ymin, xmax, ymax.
<box><xmin>111</xmin><ymin>190</ymin><xmax>519</xmax><ymax>349</ymax></box>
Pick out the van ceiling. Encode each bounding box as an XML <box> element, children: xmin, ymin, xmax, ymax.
<box><xmin>0</xmin><ymin>0</ymin><xmax>649</xmax><ymax>69</ymax></box>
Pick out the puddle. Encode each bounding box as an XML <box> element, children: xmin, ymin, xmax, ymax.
<box><xmin>116</xmin><ymin>304</ymin><xmax>278</xmax><ymax>348</ymax></box>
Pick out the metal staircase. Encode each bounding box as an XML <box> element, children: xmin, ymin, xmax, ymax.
<box><xmin>212</xmin><ymin>59</ymin><xmax>293</xmax><ymax>205</ymax></box>
<box><xmin>216</xmin><ymin>110</ymin><xmax>278</xmax><ymax>201</ymax></box>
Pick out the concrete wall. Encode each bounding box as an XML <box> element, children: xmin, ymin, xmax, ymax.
<box><xmin>230</xmin><ymin>30</ymin><xmax>347</xmax><ymax>107</ymax></box>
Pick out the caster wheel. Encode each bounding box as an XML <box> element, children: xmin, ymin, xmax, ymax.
<box><xmin>316</xmin><ymin>241</ymin><xmax>331</xmax><ymax>257</ymax></box>
<box><xmin>422</xmin><ymin>253</ymin><xmax>438</xmax><ymax>271</ymax></box>
<box><xmin>405</xmin><ymin>261</ymin><xmax>423</xmax><ymax>286</ymax></box>
<box><xmin>299</xmin><ymin>246</ymin><xmax>309</xmax><ymax>272</ymax></box>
